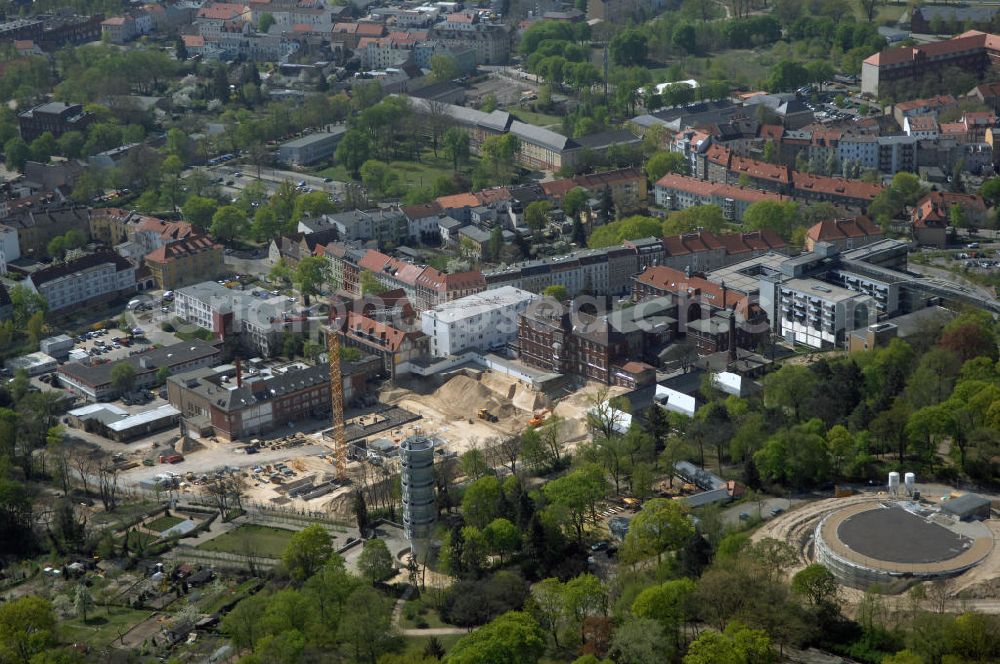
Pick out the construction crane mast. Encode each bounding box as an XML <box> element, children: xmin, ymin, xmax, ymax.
<box><xmin>326</xmin><ymin>328</ymin><xmax>347</xmax><ymax>480</ymax></box>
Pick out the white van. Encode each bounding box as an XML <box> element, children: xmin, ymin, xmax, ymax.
<box><xmin>127</xmin><ymin>299</ymin><xmax>141</xmax><ymax>310</ymax></box>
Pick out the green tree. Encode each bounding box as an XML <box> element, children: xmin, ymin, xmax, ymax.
<box><xmin>360</xmin><ymin>159</ymin><xmax>399</xmax><ymax>200</ymax></box>
<box><xmin>357</xmin><ymin>539</ymin><xmax>395</xmax><ymax>584</ymax></box>
<box><xmin>258</xmin><ymin>12</ymin><xmax>275</xmax><ymax>32</ymax></box>
<box><xmin>73</xmin><ymin>584</ymin><xmax>93</xmax><ymax>623</ymax></box>
<box><xmin>56</xmin><ymin>131</ymin><xmax>85</xmax><ymax>159</ymax></box>
<box><xmin>182</xmin><ymin>195</ymin><xmax>218</xmax><ymax>230</ymax></box>
<box><xmin>462</xmin><ymin>475</ymin><xmax>501</xmax><ymax>529</ymax></box>
<box><xmin>661</xmin><ymin>205</ymin><xmax>726</xmax><ymax>234</ymax></box>
<box><xmin>683</xmin><ymin>622</ymin><xmax>775</xmax><ymax>664</ymax></box>
<box><xmin>742</xmin><ymin>200</ymin><xmax>801</xmax><ymax>239</ymax></box>
<box><xmin>210</xmin><ymin>205</ymin><xmax>246</xmax><ymax>242</ymax></box>
<box><xmin>480</xmin><ymin>94</ymin><xmax>498</xmax><ymax>113</ymax></box>
<box><xmin>337</xmin><ymin>586</ymin><xmax>395</xmax><ymax>664</ymax></box>
<box><xmin>763</xmin><ymin>364</ymin><xmax>818</xmax><ymax>420</ymax></box>
<box><xmin>542</xmin><ymin>285</ymin><xmax>568</xmax><ymax>301</ymax></box>
<box><xmin>430</xmin><ymin>54</ymin><xmax>460</xmax><ymax>82</ymax></box>
<box><xmin>29</xmin><ymin>132</ymin><xmax>56</xmax><ymax>164</ymax></box>
<box><xmin>336</xmin><ymin>129</ymin><xmax>371</xmax><ymax>178</ymax></box>
<box><xmin>282</xmin><ymin>523</ymin><xmax>333</xmax><ymax>583</ymax></box>
<box><xmin>542</xmin><ymin>463</ymin><xmax>606</xmax><ymax>542</ymax></box>
<box><xmin>4</xmin><ymin>137</ymin><xmax>30</xmax><ymax>172</ymax></box>
<box><xmin>484</xmin><ymin>517</ymin><xmax>520</xmax><ymax>563</ymax></box>
<box><xmin>563</xmin><ymin>186</ymin><xmax>589</xmax><ymax>221</ymax></box>
<box><xmin>0</xmin><ymin>595</ymin><xmax>57</xmax><ymax>664</ymax></box>
<box><xmin>608</xmin><ymin>616</ymin><xmax>671</xmax><ymax>664</ymax></box>
<box><xmin>524</xmin><ymin>201</ymin><xmax>552</xmax><ymax>231</ymax></box>
<box><xmin>791</xmin><ymin>563</ymin><xmax>839</xmax><ymax>607</ymax></box>
<box><xmin>610</xmin><ymin>28</ymin><xmax>647</xmax><ymax>66</ymax></box>
<box><xmin>645</xmin><ymin>150</ymin><xmax>687</xmax><ymax>181</ymax></box>
<box><xmin>443</xmin><ymin>128</ymin><xmax>471</xmax><ymax>172</ymax></box>
<box><xmin>445</xmin><ymin>611</ymin><xmax>545</xmax><ymax>664</ymax></box>
<box><xmin>360</xmin><ymin>271</ymin><xmax>389</xmax><ymax>296</ymax></box>
<box><xmin>110</xmin><ymin>363</ymin><xmax>136</xmax><ymax>394</ymax></box>
<box><xmin>588</xmin><ymin>215</ymin><xmax>663</xmax><ymax>248</ymax></box>
<box><xmin>294</xmin><ymin>255</ymin><xmax>331</xmax><ymax>306</ymax></box>
<box><xmin>631</xmin><ymin>578</ymin><xmax>696</xmax><ymax>653</ymax></box>
<box><xmin>622</xmin><ymin>497</ymin><xmax>694</xmax><ymax>564</ymax></box>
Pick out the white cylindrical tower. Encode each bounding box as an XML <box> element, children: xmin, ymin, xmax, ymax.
<box><xmin>888</xmin><ymin>472</ymin><xmax>900</xmax><ymax>493</ymax></box>
<box><xmin>904</xmin><ymin>472</ymin><xmax>916</xmax><ymax>495</ymax></box>
<box><xmin>400</xmin><ymin>435</ymin><xmax>436</xmax><ymax>557</ymax></box>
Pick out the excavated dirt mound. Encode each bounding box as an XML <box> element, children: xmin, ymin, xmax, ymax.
<box><xmin>432</xmin><ymin>375</ymin><xmax>506</xmax><ymax>419</ymax></box>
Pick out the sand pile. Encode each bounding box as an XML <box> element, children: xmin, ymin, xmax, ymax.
<box><xmin>512</xmin><ymin>386</ymin><xmax>550</xmax><ymax>413</ymax></box>
<box><xmin>432</xmin><ymin>375</ymin><xmax>505</xmax><ymax>419</ymax></box>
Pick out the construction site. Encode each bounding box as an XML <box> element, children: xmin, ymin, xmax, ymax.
<box><xmin>754</xmin><ymin>475</ymin><xmax>1000</xmax><ymax>602</ymax></box>
<box><xmin>117</xmin><ymin>328</ymin><xmax>622</xmax><ymax>523</ymax></box>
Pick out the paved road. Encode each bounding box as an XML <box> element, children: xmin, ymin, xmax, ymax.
<box><xmin>909</xmin><ymin>263</ymin><xmax>997</xmax><ymax>300</ymax></box>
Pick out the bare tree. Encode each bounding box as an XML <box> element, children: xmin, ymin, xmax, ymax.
<box><xmin>97</xmin><ymin>461</ymin><xmax>122</xmax><ymax>512</ymax></box>
<box><xmin>71</xmin><ymin>450</ymin><xmax>97</xmax><ymax>498</ymax></box>
<box><xmin>493</xmin><ymin>434</ymin><xmax>523</xmax><ymax>478</ymax></box>
<box><xmin>858</xmin><ymin>0</ymin><xmax>883</xmax><ymax>23</ymax></box>
<box><xmin>586</xmin><ymin>387</ymin><xmax>626</xmax><ymax>439</ymax></box>
<box><xmin>434</xmin><ymin>456</ymin><xmax>459</xmax><ymax>515</ymax></box>
<box><xmin>201</xmin><ymin>471</ymin><xmax>246</xmax><ymax>520</ymax></box>
<box><xmin>426</xmin><ymin>99</ymin><xmax>451</xmax><ymax>158</ymax></box>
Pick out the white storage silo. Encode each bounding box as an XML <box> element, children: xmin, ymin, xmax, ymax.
<box><xmin>888</xmin><ymin>472</ymin><xmax>900</xmax><ymax>493</ymax></box>
<box><xmin>904</xmin><ymin>472</ymin><xmax>916</xmax><ymax>495</ymax></box>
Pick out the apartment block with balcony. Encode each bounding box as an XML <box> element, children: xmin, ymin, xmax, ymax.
<box><xmin>777</xmin><ymin>278</ymin><xmax>876</xmax><ymax>348</ymax></box>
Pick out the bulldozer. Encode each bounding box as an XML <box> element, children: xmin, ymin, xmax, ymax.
<box><xmin>477</xmin><ymin>408</ymin><xmax>499</xmax><ymax>423</ymax></box>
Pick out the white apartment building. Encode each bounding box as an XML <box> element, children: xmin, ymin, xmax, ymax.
<box><xmin>777</xmin><ymin>278</ymin><xmax>877</xmax><ymax>349</ymax></box>
<box><xmin>421</xmin><ymin>286</ymin><xmax>537</xmax><ymax>356</ymax></box>
<box><xmin>26</xmin><ymin>251</ymin><xmax>136</xmax><ymax>313</ymax></box>
<box><xmin>0</xmin><ymin>225</ymin><xmax>20</xmax><ymax>274</ymax></box>
<box><xmin>837</xmin><ymin>135</ymin><xmax>878</xmax><ymax>170</ymax></box>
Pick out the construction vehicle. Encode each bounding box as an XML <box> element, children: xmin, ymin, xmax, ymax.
<box><xmin>527</xmin><ymin>408</ymin><xmax>550</xmax><ymax>427</ymax></box>
<box><xmin>477</xmin><ymin>408</ymin><xmax>499</xmax><ymax>423</ymax></box>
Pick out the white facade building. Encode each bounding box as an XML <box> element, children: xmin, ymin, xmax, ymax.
<box><xmin>26</xmin><ymin>252</ymin><xmax>136</xmax><ymax>313</ymax></box>
<box><xmin>778</xmin><ymin>278</ymin><xmax>877</xmax><ymax>348</ymax></box>
<box><xmin>421</xmin><ymin>285</ymin><xmax>537</xmax><ymax>356</ymax></box>
<box><xmin>0</xmin><ymin>224</ymin><xmax>20</xmax><ymax>274</ymax></box>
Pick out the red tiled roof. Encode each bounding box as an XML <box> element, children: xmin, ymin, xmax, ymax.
<box><xmin>541</xmin><ymin>178</ymin><xmax>577</xmax><ymax>198</ymax></box>
<box><xmin>436</xmin><ymin>192</ymin><xmax>480</xmax><ymax>209</ymax></box>
<box><xmin>197</xmin><ymin>3</ymin><xmax>248</xmax><ymax>20</ymax></box>
<box><xmin>402</xmin><ymin>201</ymin><xmax>443</xmax><ymax>219</ymax></box>
<box><xmin>333</xmin><ymin>22</ymin><xmax>359</xmax><ymax>33</ymax></box>
<box><xmin>759</xmin><ymin>124</ymin><xmax>783</xmax><ymax>140</ymax></box>
<box><xmin>636</xmin><ymin>265</ymin><xmax>745</xmax><ymax>308</ymax></box>
<box><xmin>343</xmin><ymin>312</ymin><xmax>414</xmax><ymax>352</ymax></box>
<box><xmin>654</xmin><ymin>173</ymin><xmax>787</xmax><ymax>205</ymax></box>
<box><xmin>475</xmin><ymin>188</ymin><xmax>512</xmax><ymax>205</ymax></box>
<box><xmin>620</xmin><ymin>361</ymin><xmax>654</xmax><ymax>374</ymax></box>
<box><xmin>446</xmin><ymin>11</ymin><xmax>477</xmax><ymax>23</ymax></box>
<box><xmin>182</xmin><ymin>34</ymin><xmax>205</xmax><ymax>47</ymax></box>
<box><xmin>145</xmin><ymin>235</ymin><xmax>221</xmax><ymax>264</ymax></box>
<box><xmin>102</xmin><ymin>17</ymin><xmax>127</xmax><ymax>25</ymax></box>
<box><xmin>896</xmin><ymin>95</ymin><xmax>957</xmax><ymax>113</ymax></box>
<box><xmin>791</xmin><ymin>173</ymin><xmax>883</xmax><ymax>201</ymax></box>
<box><xmin>355</xmin><ymin>22</ymin><xmax>386</xmax><ymax>37</ymax></box>
<box><xmin>806</xmin><ymin>216</ymin><xmax>882</xmax><ymax>243</ymax></box>
<box><xmin>444</xmin><ymin>270</ymin><xmax>486</xmax><ymax>291</ymax></box>
<box><xmin>906</xmin><ymin>115</ymin><xmax>938</xmax><ymax>131</ymax></box>
<box><xmin>730</xmin><ymin>154</ymin><xmax>790</xmax><ymax>183</ymax></box>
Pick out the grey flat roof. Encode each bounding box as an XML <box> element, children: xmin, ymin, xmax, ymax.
<box><xmin>280</xmin><ymin>128</ymin><xmax>346</xmax><ymax>148</ymax></box>
<box><xmin>510</xmin><ymin>120</ymin><xmax>576</xmax><ymax>152</ymax></box>
<box><xmin>838</xmin><ymin>506</ymin><xmax>972</xmax><ymax>564</ymax></box>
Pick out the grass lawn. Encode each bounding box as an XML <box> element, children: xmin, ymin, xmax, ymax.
<box><xmin>60</xmin><ymin>606</ymin><xmax>151</xmax><ymax>648</ymax></box>
<box><xmin>403</xmin><ymin>634</ymin><xmax>465</xmax><ymax>656</ymax></box>
<box><xmin>314</xmin><ymin>150</ymin><xmax>478</xmax><ymax>189</ymax></box>
<box><xmin>146</xmin><ymin>515</ymin><xmax>184</xmax><ymax>532</ymax></box>
<box><xmin>175</xmin><ymin>327</ymin><xmax>215</xmax><ymax>342</ymax></box>
<box><xmin>400</xmin><ymin>598</ymin><xmax>451</xmax><ymax>630</ymax></box>
<box><xmin>198</xmin><ymin>525</ymin><xmax>296</xmax><ymax>558</ymax></box>
<box><xmin>506</xmin><ymin>107</ymin><xmax>563</xmax><ymax>129</ymax></box>
<box><xmin>90</xmin><ymin>501</ymin><xmax>159</xmax><ymax>527</ymax></box>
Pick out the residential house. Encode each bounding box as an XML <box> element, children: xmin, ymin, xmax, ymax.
<box><xmin>420</xmin><ymin>286</ymin><xmax>537</xmax><ymax>356</ymax></box>
<box><xmin>911</xmin><ymin>191</ymin><xmax>988</xmax><ymax>246</ymax></box>
<box><xmin>333</xmin><ymin>312</ymin><xmax>428</xmax><ymax>377</ymax></box>
<box><xmin>804</xmin><ymin>216</ymin><xmax>884</xmax><ymax>252</ymax></box>
<box><xmin>144</xmin><ymin>235</ymin><xmax>224</xmax><ymax>290</ymax></box>
<box><xmin>26</xmin><ymin>250</ymin><xmax>137</xmax><ymax>314</ymax></box>
<box><xmin>6</xmin><ymin>206</ymin><xmax>90</xmax><ymax>258</ymax></box>
<box><xmin>654</xmin><ymin>173</ymin><xmax>788</xmax><ymax>222</ymax></box>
